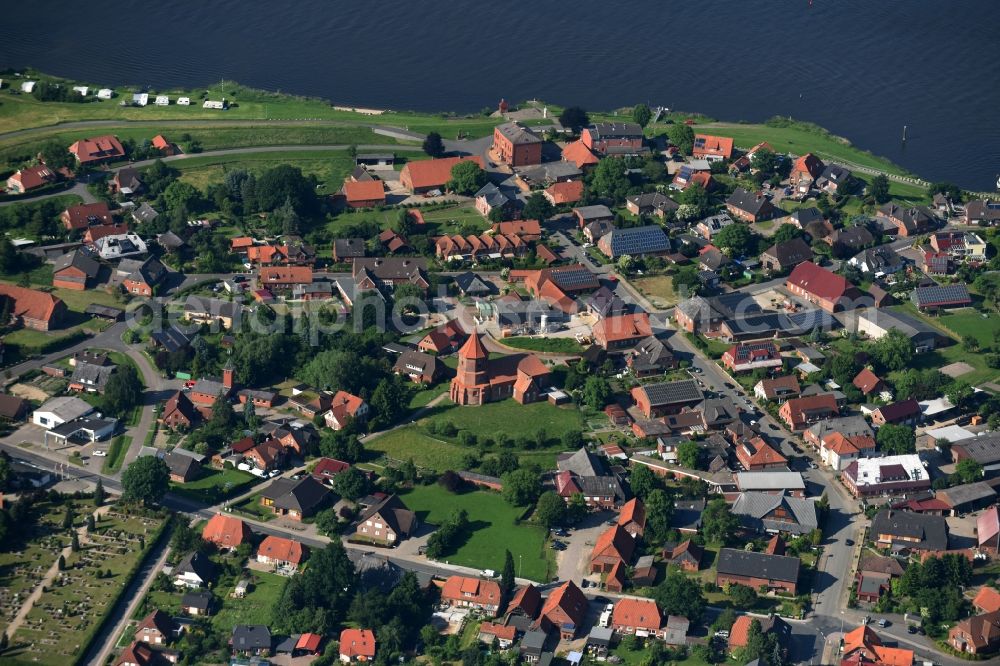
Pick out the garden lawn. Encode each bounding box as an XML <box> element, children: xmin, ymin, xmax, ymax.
<box><xmin>211</xmin><ymin>571</ymin><xmax>287</xmax><ymax>633</ymax></box>
<box><xmin>173</xmin><ymin>149</ymin><xmax>358</xmax><ymax>191</ymax></box>
<box><xmin>400</xmin><ymin>484</ymin><xmax>553</xmax><ymax>582</ymax></box>
<box><xmin>887</xmin><ymin>305</ymin><xmax>1000</xmax><ymax>386</ymax></box>
<box><xmin>628</xmin><ymin>274</ymin><xmax>679</xmax><ymax>309</ymax></box>
<box><xmin>169</xmin><ymin>467</ymin><xmax>261</xmax><ymax>505</ymax></box>
<box><xmin>935</xmin><ymin>310</ymin><xmax>1000</xmax><ymax>350</ymax></box>
<box><xmin>428</xmin><ymin>399</ymin><xmax>585</xmax><ymax>442</ymax></box>
<box><xmin>101</xmin><ymin>435</ymin><xmax>131</xmax><ymax>473</ymax></box>
<box><xmin>500</xmin><ymin>336</ymin><xmax>585</xmax><ymax>354</ymax></box>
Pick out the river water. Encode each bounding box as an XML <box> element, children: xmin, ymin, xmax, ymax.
<box><xmin>2</xmin><ymin>0</ymin><xmax>999</xmax><ymax>190</ymax></box>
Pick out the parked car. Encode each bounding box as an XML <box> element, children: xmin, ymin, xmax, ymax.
<box><xmin>93</xmin><ymin>450</ymin><xmax>107</xmax><ymax>457</ymax></box>
<box><xmin>845</xmin><ymin>539</ymin><xmax>855</xmax><ymax>546</ymax></box>
<box><xmin>877</xmin><ymin>619</ymin><xmax>889</xmax><ymax>628</ymax></box>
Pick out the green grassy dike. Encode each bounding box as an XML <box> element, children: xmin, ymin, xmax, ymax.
<box><xmin>0</xmin><ymin>69</ymin><xmax>929</xmax><ymax>190</ymax></box>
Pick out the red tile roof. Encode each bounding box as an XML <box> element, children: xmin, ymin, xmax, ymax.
<box><xmin>458</xmin><ymin>331</ymin><xmax>489</xmax><ymax>360</ymax></box>
<box><xmin>201</xmin><ymin>513</ymin><xmax>252</xmax><ymax>548</ymax></box>
<box><xmin>612</xmin><ymin>598</ymin><xmax>661</xmax><ymax>632</ymax></box>
<box><xmin>591</xmin><ymin>525</ymin><xmax>636</xmax><ymax>564</ymax></box>
<box><xmin>561</xmin><ymin>141</ymin><xmax>600</xmax><ymax>168</ymax></box>
<box><xmin>0</xmin><ymin>283</ymin><xmax>64</xmax><ymax>325</ymax></box>
<box><xmin>974</xmin><ymin>586</ymin><xmax>1000</xmax><ymax>614</ymax></box>
<box><xmin>343</xmin><ymin>179</ymin><xmax>385</xmax><ymax>204</ymax></box>
<box><xmin>257</xmin><ymin>535</ymin><xmax>306</xmax><ymax>564</ymax></box>
<box><xmin>787</xmin><ymin>261</ymin><xmax>858</xmax><ymax>302</ymax></box>
<box><xmin>402</xmin><ymin>156</ymin><xmax>484</xmax><ymax>190</ymax></box>
<box><xmin>312</xmin><ymin>457</ymin><xmax>350</xmax><ymax>480</ymax></box>
<box><xmin>340</xmin><ymin>628</ymin><xmax>376</xmax><ymax>659</ymax></box>
<box><xmin>62</xmin><ymin>201</ymin><xmax>113</xmax><ymax>230</ymax></box>
<box><xmin>296</xmin><ymin>633</ymin><xmax>323</xmax><ymax>653</ymax></box>
<box><xmin>842</xmin><ymin>625</ymin><xmax>913</xmax><ymax>666</ymax></box>
<box><xmin>441</xmin><ymin>576</ymin><xmax>501</xmax><ymax>607</ymax></box>
<box><xmin>593</xmin><ymin>313</ymin><xmax>653</xmax><ymax>345</ymax></box>
<box><xmin>540</xmin><ymin>580</ymin><xmax>588</xmax><ymax>629</ymax></box>
<box><xmin>9</xmin><ymin>164</ymin><xmax>56</xmax><ymax>190</ymax></box>
<box><xmin>69</xmin><ymin>135</ymin><xmax>125</xmax><ymax>163</ymax></box>
<box><xmin>693</xmin><ymin>134</ymin><xmax>734</xmax><ymax>159</ymax></box>
<box><xmin>853</xmin><ymin>368</ymin><xmax>884</xmax><ymax>395</ymax></box>
<box><xmin>618</xmin><ymin>498</ymin><xmax>646</xmax><ymax>530</ymax></box>
<box><xmin>545</xmin><ymin>180</ymin><xmax>585</xmax><ymax>204</ymax></box>
<box><xmin>259</xmin><ymin>266</ymin><xmax>313</xmax><ymax>284</ymax></box>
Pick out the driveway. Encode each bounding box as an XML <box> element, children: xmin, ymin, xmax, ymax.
<box><xmin>555</xmin><ymin>511</ymin><xmax>614</xmax><ymax>583</ymax></box>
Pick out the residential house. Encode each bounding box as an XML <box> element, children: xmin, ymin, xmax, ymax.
<box><xmin>842</xmin><ymin>625</ymin><xmax>914</xmax><ymax>665</ymax></box>
<box><xmin>418</xmin><ymin>319</ymin><xmax>467</xmax><ymax>354</ymax></box>
<box><xmin>537</xmin><ymin>581</ymin><xmax>588</xmax><ymax>639</ymax></box>
<box><xmin>627</xmin><ymin>337</ymin><xmax>677</xmax><ymax>377</ymax></box>
<box><xmin>475</xmin><ymin>182</ymin><xmax>518</xmax><ymax>218</ymax></box>
<box><xmin>554</xmin><ymin>447</ymin><xmax>626</xmax><ymax>510</ymax></box>
<box><xmin>61</xmin><ymin>202</ymin><xmax>114</xmax><ymax>231</ymax></box>
<box><xmin>323</xmin><ymin>390</ymin><xmax>370</xmax><ymax>430</ymax></box>
<box><xmin>722</xmin><ymin>341</ymin><xmax>783</xmax><ymax>373</ymax></box>
<box><xmin>561</xmin><ymin>140</ymin><xmax>600</xmax><ymax>169</ymax></box>
<box><xmin>625</xmin><ymin>192</ymin><xmax>679</xmax><ymax>218</ymax></box>
<box><xmin>332</xmin><ymin>238</ymin><xmax>366</xmax><ymax>263</ymax></box>
<box><xmin>590</xmin><ymin>525</ymin><xmax>635</xmax><ymax>573</ymax></box>
<box><xmin>871</xmin><ymin>509</ymin><xmax>948</xmax><ymax>552</ymax></box>
<box><xmin>853</xmin><ymin>368</ymin><xmax>887</xmax><ymax>397</ymax></box>
<box><xmin>342</xmin><ymin>179</ymin><xmax>385</xmax><ymax>208</ymax></box>
<box><xmin>135</xmin><ymin>610</ymin><xmax>177</xmax><ymax>646</ymax></box>
<box><xmin>854</xmin><ymin>553</ymin><xmax>905</xmax><ymax>606</ymax></box>
<box><xmin>478</xmin><ymin>622</ymin><xmax>516</xmax><ymax>649</ymax></box>
<box><xmin>785</xmin><ymin>261</ymin><xmax>865</xmax><ymax>313</ymax></box>
<box><xmin>160</xmin><ymin>391</ymin><xmax>198</xmax><ymax>430</ymax></box>
<box><xmin>949</xmin><ymin>612</ymin><xmax>1000</xmax><ymax>656</ymax></box>
<box><xmin>173</xmin><ymin>551</ymin><xmax>217</xmax><ymax>588</ymax></box>
<box><xmin>573</xmin><ymin>204</ymin><xmax>615</xmax><ymax>229</ymax></box>
<box><xmin>52</xmin><ymin>249</ymin><xmax>100</xmax><ymax>291</ymax></box>
<box><xmin>965</xmin><ymin>199</ymin><xmax>1000</xmax><ymax>226</ymax></box>
<box><xmin>256</xmin><ymin>535</ymin><xmax>307</xmax><ymax>573</ymax></box>
<box><xmin>0</xmin><ymin>394</ymin><xmax>29</xmax><ymax>423</ymax></box>
<box><xmin>493</xmin><ymin>122</ymin><xmax>542</xmax><ymax>166</ymax></box>
<box><xmin>581</xmin><ymin>123</ymin><xmax>645</xmax><ymax>156</ymax></box>
<box><xmin>120</xmin><ymin>256</ymin><xmax>168</xmax><ymax>296</ymax></box>
<box><xmin>393</xmin><ymin>349</ymin><xmax>443</xmax><ymax>384</ymax></box>
<box><xmin>734</xmin><ymin>471</ymin><xmax>806</xmax><ymax>497</ymax></box>
<box><xmin>6</xmin><ymin>164</ymin><xmax>57</xmax><ymax>194</ymax></box>
<box><xmin>544</xmin><ymin>180</ymin><xmax>584</xmax><ymax>205</ymax></box>
<box><xmin>726</xmin><ymin>188</ymin><xmax>776</xmax><ymax>223</ymax></box>
<box><xmin>662</xmin><ymin>540</ymin><xmax>703</xmax><ymax>572</ymax></box>
<box><xmin>877</xmin><ymin>203</ymin><xmax>936</xmax><ymax>237</ymax></box>
<box><xmin>260</xmin><ymin>477</ymin><xmax>330</xmax><ymax>520</ymax></box>
<box><xmin>816</xmin><ymin>164</ymin><xmax>853</xmax><ymax>194</ymax></box>
<box><xmin>736</xmin><ymin>438</ymin><xmax>787</xmax><ymax>471</ymax></box>
<box><xmin>754</xmin><ymin>376</ymin><xmax>801</xmax><ymax>403</ymax></box>
<box><xmin>180</xmin><ymin>591</ymin><xmax>213</xmax><ymax>617</ymax></box>
<box><xmin>611</xmin><ymin>598</ymin><xmax>663</xmax><ymax>638</ymax></box>
<box><xmin>730</xmin><ymin>492</ymin><xmax>818</xmax><ymax>536</ymax></box>
<box><xmin>232</xmin><ymin>625</ymin><xmax>272</xmax><ymax>658</ymax></box>
<box><xmin>201</xmin><ymin>513</ymin><xmax>252</xmax><ymax>551</ymax></box>
<box><xmin>789</xmin><ymin>153</ymin><xmax>825</xmax><ymax>195</ymax></box>
<box><xmin>355</xmin><ymin>494</ymin><xmax>417</xmax><ymax>545</ymax></box>
<box><xmin>715</xmin><ymin>548</ymin><xmax>800</xmax><ymax>595</ymax></box>
<box><xmin>819</xmin><ymin>431</ymin><xmax>876</xmax><ymax>471</ymax></box>
<box><xmin>760</xmin><ymin>238</ymin><xmax>813</xmax><ymax>273</ymax></box>
<box><xmin>849</xmin><ymin>246</ymin><xmax>906</xmax><ymax>276</ymax></box>
<box><xmin>111</xmin><ymin>167</ymin><xmax>143</xmax><ymax>196</ymax></box>
<box><xmin>973</xmin><ymin>586</ymin><xmax>1000</xmax><ymax>615</ymax></box>
<box><xmin>843</xmin><ymin>457</ymin><xmax>929</xmax><ymax>498</ymax></box>
<box><xmin>597</xmin><ymin>225</ymin><xmax>671</xmax><ymax>259</ymax></box>
<box><xmin>728</xmin><ymin>615</ymin><xmax>792</xmax><ymax>655</ymax></box>
<box><xmin>68</xmin><ymin>135</ymin><xmax>125</xmax><ymax>164</ymax></box>
<box><xmin>441</xmin><ymin>576</ymin><xmax>502</xmax><ymax>613</ymax></box>
<box><xmin>594</xmin><ymin>312</ymin><xmax>654</xmax><ymax>350</ymax></box>
<box><xmin>870</xmin><ymin>399</ymin><xmax>920</xmax><ymax>426</ymax></box>
<box><xmin>695</xmin><ymin>213</ymin><xmax>734</xmax><ymax>239</ymax></box>
<box><xmin>692</xmin><ymin>134</ymin><xmax>734</xmax><ymax>161</ymax></box>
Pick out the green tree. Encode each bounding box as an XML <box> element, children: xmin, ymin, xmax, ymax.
<box><xmin>946</xmin><ymin>380</ymin><xmax>974</xmax><ymax>410</ymax></box>
<box><xmin>653</xmin><ymin>570</ymin><xmax>706</xmax><ymax>622</ymax></box>
<box><xmin>678</xmin><ymin>184</ymin><xmax>709</xmax><ymax>217</ymax></box>
<box><xmin>870</xmin><ymin>329</ymin><xmax>913</xmax><ymax>372</ymax></box>
<box><xmin>333</xmin><ymin>467</ymin><xmax>369</xmax><ymax>501</ymax></box>
<box><xmin>629</xmin><ymin>464</ymin><xmax>657</xmax><ymax>500</ymax></box>
<box><xmin>954</xmin><ymin>458</ymin><xmax>983</xmax><ymax>484</ymax></box>
<box><xmin>772</xmin><ymin>223</ymin><xmax>803</xmax><ymax>244</ymax></box>
<box><xmin>715</xmin><ymin>223</ymin><xmax>758</xmax><ymax>257</ymax></box>
<box><xmin>644</xmin><ymin>489</ymin><xmax>674</xmax><ymax>545</ymax></box>
<box><xmin>559</xmin><ymin>107</ymin><xmax>590</xmax><ymax>132</ymax></box>
<box><xmin>678</xmin><ymin>441</ymin><xmax>701</xmax><ymax>470</ymax></box>
<box><xmin>588</xmin><ymin>158</ymin><xmax>632</xmax><ymax>202</ymax></box>
<box><xmin>370</xmin><ymin>376</ymin><xmax>407</xmax><ymax>427</ymax></box>
<box><xmin>535</xmin><ymin>491</ymin><xmax>566</xmax><ymax>528</ymax></box>
<box><xmin>632</xmin><ymin>104</ymin><xmax>652</xmax><ymax>128</ymax></box>
<box><xmin>120</xmin><ymin>456</ymin><xmax>170</xmax><ymax>506</ymax></box>
<box><xmin>877</xmin><ymin>423</ymin><xmax>916</xmax><ymax>456</ymax></box>
<box><xmin>102</xmin><ymin>365</ymin><xmax>143</xmax><ymax>417</ymax></box>
<box><xmin>501</xmin><ymin>550</ymin><xmax>515</xmax><ymax>597</ymax></box>
<box><xmin>581</xmin><ymin>376</ymin><xmax>612</xmax><ymax>410</ymax></box>
<box><xmin>522</xmin><ymin>192</ymin><xmax>555</xmax><ymax>222</ymax></box>
<box><xmin>750</xmin><ymin>148</ymin><xmax>778</xmax><ymax>175</ymax></box>
<box><xmin>870</xmin><ymin>174</ymin><xmax>890</xmax><ymax>204</ymax></box>
<box><xmin>40</xmin><ymin>141</ymin><xmax>74</xmax><ymax>170</ymax></box>
<box><xmin>93</xmin><ymin>479</ymin><xmax>105</xmax><ymax>506</ymax></box>
<box><xmin>448</xmin><ymin>161</ymin><xmax>487</xmax><ymax>195</ymax></box>
<box><xmin>727</xmin><ymin>583</ymin><xmax>757</xmax><ymax>609</ymax></box>
<box><xmin>162</xmin><ymin>180</ymin><xmax>202</xmax><ymax>213</ymax></box>
<box><xmin>422</xmin><ymin>132</ymin><xmax>445</xmax><ymax>158</ymax></box>
<box><xmin>273</xmin><ymin>541</ymin><xmax>355</xmax><ymax>635</ymax></box>
<box><xmin>667</xmin><ymin>123</ymin><xmax>695</xmax><ymax>156</ymax></box>
<box><xmin>702</xmin><ymin>497</ymin><xmax>738</xmax><ymax>544</ymax></box>
<box><xmin>501</xmin><ymin>469</ymin><xmax>542</xmax><ymax>506</ymax></box>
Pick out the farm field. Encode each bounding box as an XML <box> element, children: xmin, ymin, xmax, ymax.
<box><xmin>400</xmin><ymin>484</ymin><xmax>554</xmax><ymax>582</ymax></box>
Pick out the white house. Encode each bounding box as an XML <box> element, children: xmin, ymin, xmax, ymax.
<box><xmin>173</xmin><ymin>552</ymin><xmax>215</xmax><ymax>589</ymax></box>
<box><xmin>72</xmin><ymin>86</ymin><xmax>88</xmax><ymax>96</ymax></box>
<box><xmin>177</xmin><ymin>97</ymin><xmax>191</xmax><ymax>106</ymax></box>
<box><xmin>94</xmin><ymin>232</ymin><xmax>148</xmax><ymax>260</ymax></box>
<box><xmin>33</xmin><ymin>396</ymin><xmax>94</xmax><ymax>429</ymax></box>
<box><xmin>21</xmin><ymin>81</ymin><xmax>36</xmax><ymax>93</ymax></box>
<box><xmin>97</xmin><ymin>88</ymin><xmax>114</xmax><ymax>99</ymax></box>
<box><xmin>203</xmin><ymin>99</ymin><xmax>226</xmax><ymax>110</ymax></box>
<box><xmin>132</xmin><ymin>93</ymin><xmax>149</xmax><ymax>106</ymax></box>
<box><xmin>154</xmin><ymin>95</ymin><xmax>169</xmax><ymax>106</ymax></box>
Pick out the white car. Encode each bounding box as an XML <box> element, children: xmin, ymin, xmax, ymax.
<box><xmin>92</xmin><ymin>450</ymin><xmax>108</xmax><ymax>457</ymax></box>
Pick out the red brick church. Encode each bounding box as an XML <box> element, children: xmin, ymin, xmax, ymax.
<box><xmin>450</xmin><ymin>333</ymin><xmax>551</xmax><ymax>406</ymax></box>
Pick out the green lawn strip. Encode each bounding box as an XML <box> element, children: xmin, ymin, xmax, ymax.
<box><xmin>171</xmin><ymin>149</ymin><xmax>357</xmax><ymax>191</ymax></box>
<box><xmin>499</xmin><ymin>337</ymin><xmax>584</xmax><ymax>354</ymax></box>
<box><xmin>691</xmin><ymin>120</ymin><xmax>915</xmax><ymax>178</ymax></box>
<box><xmin>101</xmin><ymin>435</ymin><xmax>132</xmax><ymax>473</ymax></box>
<box><xmin>210</xmin><ymin>571</ymin><xmax>288</xmax><ymax>633</ymax></box>
<box><xmin>325</xmin><ymin>203</ymin><xmax>487</xmax><ymax>238</ymax></box>
<box><xmin>169</xmin><ymin>467</ymin><xmax>261</xmax><ymax>505</ymax></box>
<box><xmin>400</xmin><ymin>484</ymin><xmax>553</xmax><ymax>581</ymax></box>
<box><xmin>230</xmin><ymin>493</ymin><xmax>276</xmax><ymax>522</ymax></box>
<box><xmin>407</xmin><ymin>382</ymin><xmax>450</xmax><ymax>411</ymax></box>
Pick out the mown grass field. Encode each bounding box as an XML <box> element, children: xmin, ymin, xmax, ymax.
<box><xmin>629</xmin><ymin>274</ymin><xmax>679</xmax><ymax>309</ymax></box>
<box><xmin>169</xmin><ymin>467</ymin><xmax>261</xmax><ymax>505</ymax></box>
<box><xmin>499</xmin><ymin>336</ymin><xmax>585</xmax><ymax>354</ymax></box>
<box><xmin>211</xmin><ymin>571</ymin><xmax>287</xmax><ymax>632</ymax></box>
<box><xmin>325</xmin><ymin>203</ymin><xmax>489</xmax><ymax>237</ymax></box>
<box><xmin>172</xmin><ymin>149</ymin><xmax>358</xmax><ymax>191</ymax></box>
<box><xmin>400</xmin><ymin>484</ymin><xmax>553</xmax><ymax>581</ymax></box>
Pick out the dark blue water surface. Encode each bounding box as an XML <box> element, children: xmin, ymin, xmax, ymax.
<box><xmin>2</xmin><ymin>0</ymin><xmax>999</xmax><ymax>190</ymax></box>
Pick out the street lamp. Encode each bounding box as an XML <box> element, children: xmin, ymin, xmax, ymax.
<box><xmin>518</xmin><ymin>554</ymin><xmax>522</xmax><ymax>579</ymax></box>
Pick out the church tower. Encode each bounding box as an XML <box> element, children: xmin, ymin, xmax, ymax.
<box><xmin>450</xmin><ymin>332</ymin><xmax>490</xmax><ymax>405</ymax></box>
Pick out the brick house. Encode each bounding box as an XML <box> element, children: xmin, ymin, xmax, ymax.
<box><xmin>722</xmin><ymin>341</ymin><xmax>783</xmax><ymax>373</ymax></box>
<box><xmin>760</xmin><ymin>238</ymin><xmax>813</xmax><ymax>273</ymax></box>
<box><xmin>785</xmin><ymin>261</ymin><xmax>864</xmax><ymax>313</ymax></box>
<box><xmin>61</xmin><ymin>202</ymin><xmax>114</xmax><ymax>230</ymax></box>
<box><xmin>736</xmin><ymin>437</ymin><xmax>787</xmax><ymax>471</ymax></box>
<box><xmin>6</xmin><ymin>164</ymin><xmax>56</xmax><ymax>193</ymax></box>
<box><xmin>400</xmin><ymin>156</ymin><xmax>484</xmax><ymax>194</ymax></box>
<box><xmin>120</xmin><ymin>257</ymin><xmax>168</xmax><ymax>297</ymax></box>
<box><xmin>877</xmin><ymin>203</ymin><xmax>936</xmax><ymax>237</ymax></box>
<box><xmin>0</xmin><ymin>284</ymin><xmax>66</xmax><ymax>331</ymax></box>
<box><xmin>493</xmin><ymin>122</ymin><xmax>542</xmax><ymax>166</ymax></box>
<box><xmin>135</xmin><ymin>610</ymin><xmax>177</xmax><ymax>646</ymax></box>
<box><xmin>441</xmin><ymin>576</ymin><xmax>502</xmax><ymax>613</ymax></box>
<box><xmin>323</xmin><ymin>390</ymin><xmax>370</xmax><ymax>430</ymax></box>
<box><xmin>611</xmin><ymin>598</ymin><xmax>663</xmax><ymax>638</ymax></box>
<box><xmin>630</xmin><ymin>380</ymin><xmax>703</xmax><ymax>418</ymax></box>
<box><xmin>661</xmin><ymin>540</ymin><xmax>703</xmax><ymax>572</ymax></box>
<box><xmin>617</xmin><ymin>498</ymin><xmax>646</xmax><ymax>538</ymax></box>
<box><xmin>715</xmin><ymin>548</ymin><xmax>800</xmax><ymax>595</ymax></box>
<box><xmin>160</xmin><ymin>391</ymin><xmax>198</xmax><ymax>430</ymax></box>
<box><xmin>789</xmin><ymin>153</ymin><xmax>825</xmax><ymax>195</ymax></box>
<box><xmin>340</xmin><ymin>628</ymin><xmax>376</xmax><ymax>662</ymax></box>
<box><xmin>342</xmin><ymin>179</ymin><xmax>385</xmax><ymax>208</ymax></box>
<box><xmin>778</xmin><ymin>394</ymin><xmax>839</xmax><ymax>430</ymax></box>
<box><xmin>581</xmin><ymin>123</ymin><xmax>644</xmax><ymax>156</ymax></box>
<box><xmin>52</xmin><ymin>249</ymin><xmax>100</xmax><ymax>291</ymax></box>
<box><xmin>870</xmin><ymin>399</ymin><xmax>920</xmax><ymax>426</ymax></box>
<box><xmin>590</xmin><ymin>525</ymin><xmax>635</xmax><ymax>573</ymax></box>
<box><xmin>69</xmin><ymin>135</ymin><xmax>125</xmax><ymax>164</ymax></box>
<box><xmin>537</xmin><ymin>581</ymin><xmax>588</xmax><ymax>639</ymax></box>
<box><xmin>726</xmin><ymin>188</ymin><xmax>776</xmax><ymax>223</ymax></box>
<box><xmin>692</xmin><ymin>134</ymin><xmax>734</xmax><ymax>161</ymax></box>
<box><xmin>201</xmin><ymin>514</ymin><xmax>252</xmax><ymax>551</ymax></box>
<box><xmin>754</xmin><ymin>375</ymin><xmax>801</xmax><ymax>403</ymax></box>
<box><xmin>593</xmin><ymin>313</ymin><xmax>653</xmax><ymax>350</ymax></box>
<box><xmin>355</xmin><ymin>494</ymin><xmax>417</xmax><ymax>545</ymax></box>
